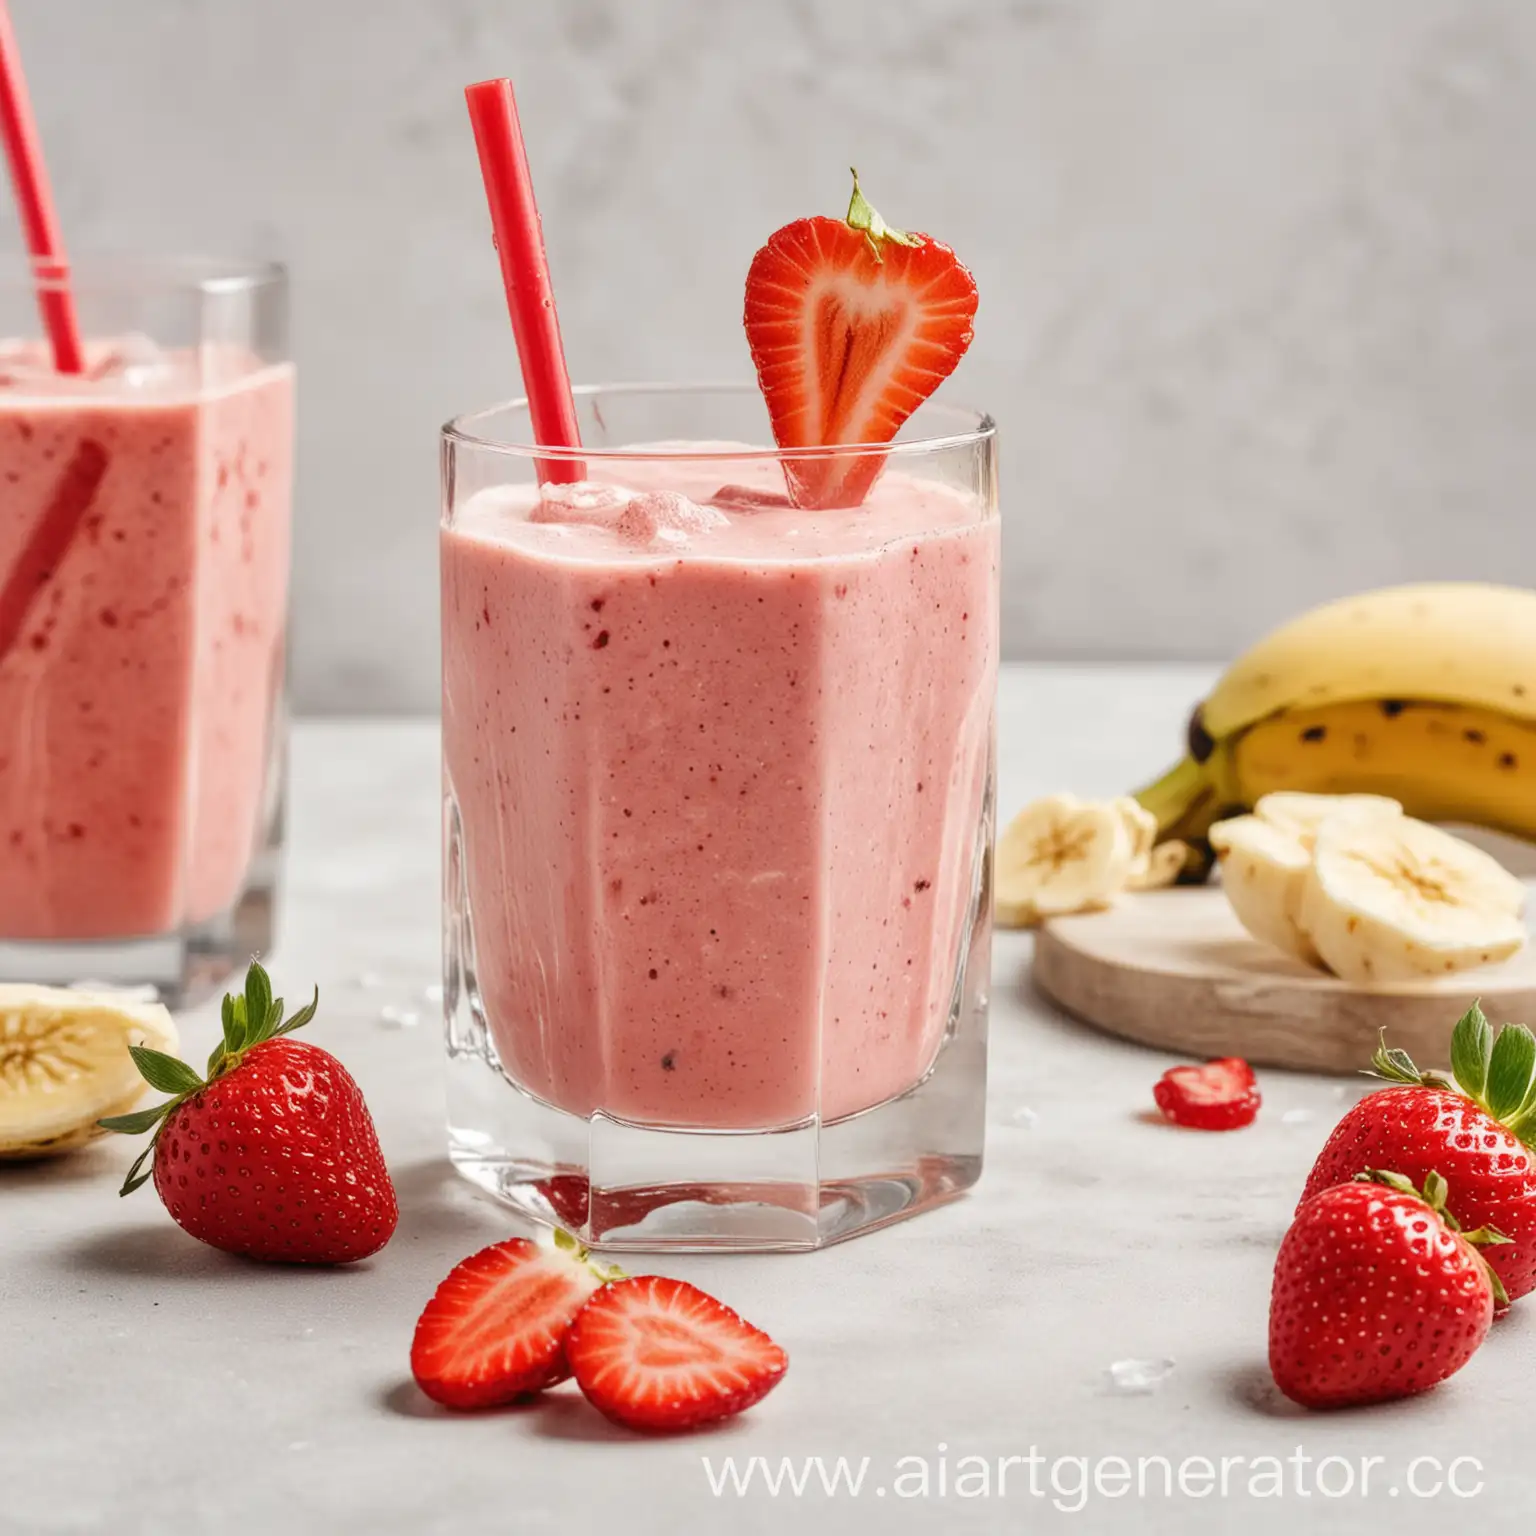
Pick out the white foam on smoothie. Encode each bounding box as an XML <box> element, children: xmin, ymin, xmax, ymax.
<box><xmin>0</xmin><ymin>337</ymin><xmax>279</xmax><ymax>399</ymax></box>
<box><xmin>528</xmin><ymin>481</ymin><xmax>730</xmax><ymax>547</ymax></box>
<box><xmin>529</xmin><ymin>480</ymin><xmax>635</xmax><ymax>525</ymax></box>
<box><xmin>453</xmin><ymin>443</ymin><xmax>989</xmax><ymax>567</ymax></box>
<box><xmin>618</xmin><ymin>490</ymin><xmax>730</xmax><ymax>542</ymax></box>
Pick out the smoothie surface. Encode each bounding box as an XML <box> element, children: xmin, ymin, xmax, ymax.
<box><xmin>451</xmin><ymin>443</ymin><xmax>989</xmax><ymax>566</ymax></box>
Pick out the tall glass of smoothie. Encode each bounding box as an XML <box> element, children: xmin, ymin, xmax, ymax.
<box><xmin>0</xmin><ymin>256</ymin><xmax>294</xmax><ymax>1001</ymax></box>
<box><xmin>442</xmin><ymin>384</ymin><xmax>998</xmax><ymax>1249</ymax></box>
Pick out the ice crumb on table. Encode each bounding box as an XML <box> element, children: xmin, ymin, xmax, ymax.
<box><xmin>1104</xmin><ymin>1358</ymin><xmax>1176</xmax><ymax>1396</ymax></box>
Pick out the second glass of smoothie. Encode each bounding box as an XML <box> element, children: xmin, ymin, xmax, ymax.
<box><xmin>442</xmin><ymin>384</ymin><xmax>997</xmax><ymax>1250</ymax></box>
<box><xmin>0</xmin><ymin>257</ymin><xmax>293</xmax><ymax>1001</ymax></box>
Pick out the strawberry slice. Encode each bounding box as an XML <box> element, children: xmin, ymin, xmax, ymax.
<box><xmin>1153</xmin><ymin>1056</ymin><xmax>1262</xmax><ymax>1131</ymax></box>
<box><xmin>744</xmin><ymin>170</ymin><xmax>978</xmax><ymax>509</ymax></box>
<box><xmin>566</xmin><ymin>1275</ymin><xmax>789</xmax><ymax>1432</ymax></box>
<box><xmin>410</xmin><ymin>1234</ymin><xmax>622</xmax><ymax>1409</ymax></box>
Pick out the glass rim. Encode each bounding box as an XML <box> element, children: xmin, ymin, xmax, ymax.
<box><xmin>0</xmin><ymin>253</ymin><xmax>287</xmax><ymax>298</ymax></box>
<box><xmin>442</xmin><ymin>382</ymin><xmax>996</xmax><ymax>463</ymax></box>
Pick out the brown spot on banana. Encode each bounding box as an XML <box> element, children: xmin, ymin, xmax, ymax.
<box><xmin>1187</xmin><ymin>706</ymin><xmax>1216</xmax><ymax>764</ymax></box>
<box><xmin>1230</xmin><ymin>698</ymin><xmax>1536</xmax><ymax>842</ymax></box>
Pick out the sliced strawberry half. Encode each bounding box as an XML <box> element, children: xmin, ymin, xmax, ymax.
<box><xmin>566</xmin><ymin>1275</ymin><xmax>788</xmax><ymax>1432</ymax></box>
<box><xmin>744</xmin><ymin>170</ymin><xmax>978</xmax><ymax>510</ymax></box>
<box><xmin>1153</xmin><ymin>1056</ymin><xmax>1262</xmax><ymax>1131</ymax></box>
<box><xmin>410</xmin><ymin>1234</ymin><xmax>622</xmax><ymax>1410</ymax></box>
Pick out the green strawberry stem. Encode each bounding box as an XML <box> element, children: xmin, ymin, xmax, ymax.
<box><xmin>98</xmin><ymin>960</ymin><xmax>318</xmax><ymax>1197</ymax></box>
<box><xmin>552</xmin><ymin>1226</ymin><xmax>627</xmax><ymax>1285</ymax></box>
<box><xmin>1368</xmin><ymin>1037</ymin><xmax>1456</xmax><ymax>1093</ymax></box>
<box><xmin>1357</xmin><ymin>1168</ymin><xmax>1512</xmax><ymax>1307</ymax></box>
<box><xmin>1368</xmin><ymin>1005</ymin><xmax>1536</xmax><ymax>1148</ymax></box>
<box><xmin>844</xmin><ymin>168</ymin><xmax>919</xmax><ymax>263</ymax></box>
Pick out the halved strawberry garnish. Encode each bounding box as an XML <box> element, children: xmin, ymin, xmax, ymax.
<box><xmin>1153</xmin><ymin>1056</ymin><xmax>1262</xmax><ymax>1131</ymax></box>
<box><xmin>566</xmin><ymin>1275</ymin><xmax>788</xmax><ymax>1432</ymax></box>
<box><xmin>410</xmin><ymin>1234</ymin><xmax>622</xmax><ymax>1409</ymax></box>
<box><xmin>744</xmin><ymin>170</ymin><xmax>978</xmax><ymax>509</ymax></box>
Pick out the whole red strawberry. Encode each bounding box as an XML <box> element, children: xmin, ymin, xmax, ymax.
<box><xmin>744</xmin><ymin>170</ymin><xmax>977</xmax><ymax>510</ymax></box>
<box><xmin>1270</xmin><ymin>1170</ymin><xmax>1506</xmax><ymax>1409</ymax></box>
<box><xmin>1301</xmin><ymin>1005</ymin><xmax>1536</xmax><ymax>1303</ymax></box>
<box><xmin>100</xmin><ymin>962</ymin><xmax>397</xmax><ymax>1263</ymax></box>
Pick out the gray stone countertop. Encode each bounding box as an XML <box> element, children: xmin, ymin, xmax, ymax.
<box><xmin>5</xmin><ymin>664</ymin><xmax>1534</xmax><ymax>1535</ymax></box>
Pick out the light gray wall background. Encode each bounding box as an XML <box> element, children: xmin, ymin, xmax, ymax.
<box><xmin>8</xmin><ymin>0</ymin><xmax>1535</xmax><ymax>712</ymax></box>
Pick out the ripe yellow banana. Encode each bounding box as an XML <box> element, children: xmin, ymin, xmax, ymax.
<box><xmin>1135</xmin><ymin>583</ymin><xmax>1536</xmax><ymax>866</ymax></box>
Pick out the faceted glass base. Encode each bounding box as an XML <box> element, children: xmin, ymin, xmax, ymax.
<box><xmin>446</xmin><ymin>1051</ymin><xmax>986</xmax><ymax>1253</ymax></box>
<box><xmin>0</xmin><ymin>842</ymin><xmax>280</xmax><ymax>1008</ymax></box>
<box><xmin>444</xmin><ymin>856</ymin><xmax>991</xmax><ymax>1253</ymax></box>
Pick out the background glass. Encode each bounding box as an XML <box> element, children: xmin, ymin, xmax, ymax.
<box><xmin>0</xmin><ymin>256</ymin><xmax>293</xmax><ymax>1002</ymax></box>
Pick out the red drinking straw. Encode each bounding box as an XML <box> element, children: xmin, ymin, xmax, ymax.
<box><xmin>0</xmin><ymin>0</ymin><xmax>83</xmax><ymax>374</ymax></box>
<box><xmin>465</xmin><ymin>78</ymin><xmax>583</xmax><ymax>484</ymax></box>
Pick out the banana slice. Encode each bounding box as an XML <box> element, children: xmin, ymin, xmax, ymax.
<box><xmin>1112</xmin><ymin>796</ymin><xmax>1188</xmax><ymax>889</ymax></box>
<box><xmin>0</xmin><ymin>986</ymin><xmax>178</xmax><ymax>1159</ymax></box>
<box><xmin>1299</xmin><ymin>816</ymin><xmax>1528</xmax><ymax>985</ymax></box>
<box><xmin>996</xmin><ymin>793</ymin><xmax>1136</xmax><ymax>927</ymax></box>
<box><xmin>1210</xmin><ymin>814</ymin><xmax>1321</xmax><ymax>965</ymax></box>
<box><xmin>1128</xmin><ymin>838</ymin><xmax>1191</xmax><ymax>891</ymax></box>
<box><xmin>1254</xmin><ymin>792</ymin><xmax>1402</xmax><ymax>841</ymax></box>
<box><xmin>1112</xmin><ymin>797</ymin><xmax>1158</xmax><ymax>864</ymax></box>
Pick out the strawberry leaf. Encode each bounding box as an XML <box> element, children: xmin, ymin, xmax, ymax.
<box><xmin>118</xmin><ymin>1138</ymin><xmax>158</xmax><ymax>1197</ymax></box>
<box><xmin>1484</xmin><ymin>1024</ymin><xmax>1536</xmax><ymax>1120</ymax></box>
<box><xmin>1359</xmin><ymin>1169</ymin><xmax>1421</xmax><ymax>1198</ymax></box>
<box><xmin>1485</xmin><ymin>1263</ymin><xmax>1511</xmax><ymax>1310</ymax></box>
<box><xmin>129</xmin><ymin>1045</ymin><xmax>203</xmax><ymax>1097</ymax></box>
<box><xmin>97</xmin><ymin>1103</ymin><xmax>171</xmax><ymax>1136</ymax></box>
<box><xmin>1460</xmin><ymin>1224</ymin><xmax>1514</xmax><ymax>1247</ymax></box>
<box><xmin>271</xmin><ymin>989</ymin><xmax>319</xmax><ymax>1038</ymax></box>
<box><xmin>1501</xmin><ymin>1098</ymin><xmax>1536</xmax><ymax>1149</ymax></box>
<box><xmin>220</xmin><ymin>992</ymin><xmax>245</xmax><ymax>1055</ymax></box>
<box><xmin>1366</xmin><ymin>1029</ymin><xmax>1455</xmax><ymax>1091</ymax></box>
<box><xmin>1421</xmin><ymin>1169</ymin><xmax>1449</xmax><ymax>1214</ymax></box>
<box><xmin>1450</xmin><ymin>1001</ymin><xmax>1493</xmax><ymax>1100</ymax></box>
<box><xmin>244</xmin><ymin>962</ymin><xmax>274</xmax><ymax>1047</ymax></box>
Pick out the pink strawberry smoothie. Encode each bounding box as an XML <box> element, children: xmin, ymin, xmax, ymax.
<box><xmin>0</xmin><ymin>342</ymin><xmax>293</xmax><ymax>939</ymax></box>
<box><xmin>442</xmin><ymin>454</ymin><xmax>998</xmax><ymax>1130</ymax></box>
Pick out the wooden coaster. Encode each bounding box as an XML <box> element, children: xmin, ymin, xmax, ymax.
<box><xmin>1032</xmin><ymin>887</ymin><xmax>1536</xmax><ymax>1075</ymax></box>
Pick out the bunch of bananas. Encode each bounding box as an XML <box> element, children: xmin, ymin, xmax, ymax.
<box><xmin>1135</xmin><ymin>583</ymin><xmax>1536</xmax><ymax>871</ymax></box>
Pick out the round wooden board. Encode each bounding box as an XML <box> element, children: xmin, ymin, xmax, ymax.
<box><xmin>1033</xmin><ymin>887</ymin><xmax>1536</xmax><ymax>1075</ymax></box>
